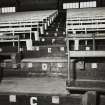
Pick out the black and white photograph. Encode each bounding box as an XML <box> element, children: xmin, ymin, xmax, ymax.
<box><xmin>0</xmin><ymin>0</ymin><xmax>104</xmax><ymax>105</ymax></box>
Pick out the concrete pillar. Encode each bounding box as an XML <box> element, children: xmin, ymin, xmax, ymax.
<box><xmin>69</xmin><ymin>59</ymin><xmax>75</xmax><ymax>81</ymax></box>
<box><xmin>40</xmin><ymin>26</ymin><xmax>44</xmax><ymax>35</ymax></box>
<box><xmin>67</xmin><ymin>59</ymin><xmax>76</xmax><ymax>87</ymax></box>
<box><xmin>51</xmin><ymin>17</ymin><xmax>54</xmax><ymax>22</ymax></box>
<box><xmin>48</xmin><ymin>20</ymin><xmax>50</xmax><ymax>26</ymax></box>
<box><xmin>39</xmin><ymin>22</ymin><xmax>44</xmax><ymax>35</ymax></box>
<box><xmin>30</xmin><ymin>30</ymin><xmax>32</xmax><ymax>40</ymax></box>
<box><xmin>85</xmin><ymin>28</ymin><xmax>87</xmax><ymax>34</ymax></box>
<box><xmin>44</xmin><ymin>19</ymin><xmax>47</xmax><ymax>30</ymax></box>
<box><xmin>34</xmin><ymin>31</ymin><xmax>39</xmax><ymax>41</ymax></box>
<box><xmin>26</xmin><ymin>39</ymin><xmax>33</xmax><ymax>51</ymax></box>
<box><xmin>93</xmin><ymin>33</ymin><xmax>95</xmax><ymax>50</ymax></box>
<box><xmin>50</xmin><ymin>18</ymin><xmax>52</xmax><ymax>24</ymax></box>
<box><xmin>85</xmin><ymin>40</ymin><xmax>90</xmax><ymax>51</ymax></box>
<box><xmin>47</xmin><ymin>18</ymin><xmax>50</xmax><ymax>26</ymax></box>
<box><xmin>85</xmin><ymin>40</ymin><xmax>88</xmax><ymax>46</ymax></box>
<box><xmin>12</xmin><ymin>31</ymin><xmax>15</xmax><ymax>47</ymax></box>
<box><xmin>74</xmin><ymin>39</ymin><xmax>79</xmax><ymax>50</ymax></box>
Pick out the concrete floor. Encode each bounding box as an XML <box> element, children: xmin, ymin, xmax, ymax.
<box><xmin>0</xmin><ymin>77</ymin><xmax>67</xmax><ymax>95</ymax></box>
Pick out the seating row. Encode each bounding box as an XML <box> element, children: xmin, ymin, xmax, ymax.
<box><xmin>66</xmin><ymin>7</ymin><xmax>105</xmax><ymax>34</ymax></box>
<box><xmin>0</xmin><ymin>10</ymin><xmax>58</xmax><ymax>40</ymax></box>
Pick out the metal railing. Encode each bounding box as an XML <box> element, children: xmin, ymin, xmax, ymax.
<box><xmin>69</xmin><ymin>45</ymin><xmax>105</xmax><ymax>51</ymax></box>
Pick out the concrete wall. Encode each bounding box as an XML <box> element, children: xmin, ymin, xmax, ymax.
<box><xmin>75</xmin><ymin>59</ymin><xmax>105</xmax><ymax>80</ymax></box>
<box><xmin>21</xmin><ymin>62</ymin><xmax>68</xmax><ymax>76</ymax></box>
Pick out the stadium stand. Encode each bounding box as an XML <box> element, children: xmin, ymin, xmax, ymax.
<box><xmin>0</xmin><ymin>9</ymin><xmax>67</xmax><ymax>77</ymax></box>
<box><xmin>66</xmin><ymin>7</ymin><xmax>105</xmax><ymax>93</ymax></box>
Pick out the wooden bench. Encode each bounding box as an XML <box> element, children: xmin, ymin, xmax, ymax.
<box><xmin>0</xmin><ymin>10</ymin><xmax>58</xmax><ymax>51</ymax></box>
<box><xmin>66</xmin><ymin>8</ymin><xmax>105</xmax><ymax>34</ymax></box>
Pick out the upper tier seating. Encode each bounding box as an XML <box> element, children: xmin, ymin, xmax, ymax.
<box><xmin>66</xmin><ymin>7</ymin><xmax>105</xmax><ymax>56</ymax></box>
<box><xmin>66</xmin><ymin>7</ymin><xmax>105</xmax><ymax>34</ymax></box>
<box><xmin>0</xmin><ymin>10</ymin><xmax>58</xmax><ymax>37</ymax></box>
<box><xmin>0</xmin><ymin>10</ymin><xmax>58</xmax><ymax>51</ymax></box>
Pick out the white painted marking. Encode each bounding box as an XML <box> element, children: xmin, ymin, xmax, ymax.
<box><xmin>28</xmin><ymin>63</ymin><xmax>33</xmax><ymax>68</ymax></box>
<box><xmin>60</xmin><ymin>47</ymin><xmax>64</xmax><ymax>51</ymax></box>
<box><xmin>48</xmin><ymin>48</ymin><xmax>52</xmax><ymax>53</ymax></box>
<box><xmin>91</xmin><ymin>63</ymin><xmax>98</xmax><ymax>69</ymax></box>
<box><xmin>42</xmin><ymin>63</ymin><xmax>48</xmax><ymax>71</ymax></box>
<box><xmin>9</xmin><ymin>95</ymin><xmax>16</xmax><ymax>102</ymax></box>
<box><xmin>30</xmin><ymin>97</ymin><xmax>37</xmax><ymax>105</ymax></box>
<box><xmin>52</xmin><ymin>96</ymin><xmax>59</xmax><ymax>104</ymax></box>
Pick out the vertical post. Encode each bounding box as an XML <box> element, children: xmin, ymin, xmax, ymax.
<box><xmin>66</xmin><ymin>21</ymin><xmax>68</xmax><ymax>38</ymax></box>
<box><xmin>70</xmin><ymin>59</ymin><xmax>75</xmax><ymax>81</ymax></box>
<box><xmin>44</xmin><ymin>19</ymin><xmax>47</xmax><ymax>30</ymax></box>
<box><xmin>31</xmin><ymin>19</ymin><xmax>32</xmax><ymax>28</ymax></box>
<box><xmin>40</xmin><ymin>22</ymin><xmax>44</xmax><ymax>35</ymax></box>
<box><xmin>34</xmin><ymin>27</ymin><xmax>39</xmax><ymax>41</ymax></box>
<box><xmin>26</xmin><ymin>39</ymin><xmax>33</xmax><ymax>51</ymax></box>
<box><xmin>74</xmin><ymin>39</ymin><xmax>79</xmax><ymax>50</ymax></box>
<box><xmin>93</xmin><ymin>33</ymin><xmax>95</xmax><ymax>51</ymax></box>
<box><xmin>67</xmin><ymin>35</ymin><xmax>75</xmax><ymax>82</ymax></box>
<box><xmin>13</xmin><ymin>31</ymin><xmax>15</xmax><ymax>47</ymax></box>
<box><xmin>85</xmin><ymin>40</ymin><xmax>88</xmax><ymax>46</ymax></box>
<box><xmin>0</xmin><ymin>56</ymin><xmax>3</xmax><ymax>82</ymax></box>
<box><xmin>47</xmin><ymin>18</ymin><xmax>50</xmax><ymax>26</ymax></box>
<box><xmin>30</xmin><ymin>30</ymin><xmax>32</xmax><ymax>40</ymax></box>
<box><xmin>67</xmin><ymin>39</ymin><xmax>70</xmax><ymax>81</ymax></box>
<box><xmin>85</xmin><ymin>40</ymin><xmax>87</xmax><ymax>49</ymax></box>
<box><xmin>18</xmin><ymin>36</ymin><xmax>20</xmax><ymax>53</ymax></box>
<box><xmin>37</xmin><ymin>25</ymin><xmax>39</xmax><ymax>41</ymax></box>
<box><xmin>85</xmin><ymin>28</ymin><xmax>87</xmax><ymax>34</ymax></box>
